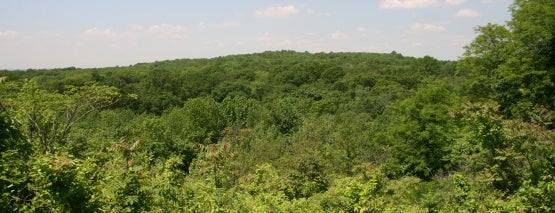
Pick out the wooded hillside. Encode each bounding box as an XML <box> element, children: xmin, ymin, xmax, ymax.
<box><xmin>1</xmin><ymin>1</ymin><xmax>554</xmax><ymax>212</ymax></box>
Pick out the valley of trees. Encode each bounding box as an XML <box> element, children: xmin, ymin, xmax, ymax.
<box><xmin>1</xmin><ymin>1</ymin><xmax>554</xmax><ymax>212</ymax></box>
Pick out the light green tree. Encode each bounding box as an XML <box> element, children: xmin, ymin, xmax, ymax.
<box><xmin>2</xmin><ymin>80</ymin><xmax>121</xmax><ymax>153</ymax></box>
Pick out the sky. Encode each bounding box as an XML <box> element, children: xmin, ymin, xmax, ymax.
<box><xmin>0</xmin><ymin>0</ymin><xmax>513</xmax><ymax>70</ymax></box>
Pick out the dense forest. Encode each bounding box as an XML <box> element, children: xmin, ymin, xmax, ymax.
<box><xmin>1</xmin><ymin>0</ymin><xmax>554</xmax><ymax>212</ymax></box>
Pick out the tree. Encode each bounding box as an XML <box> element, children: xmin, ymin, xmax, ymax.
<box><xmin>135</xmin><ymin>69</ymin><xmax>182</xmax><ymax>114</ymax></box>
<box><xmin>268</xmin><ymin>98</ymin><xmax>302</xmax><ymax>134</ymax></box>
<box><xmin>221</xmin><ymin>95</ymin><xmax>257</xmax><ymax>128</ymax></box>
<box><xmin>0</xmin><ymin>105</ymin><xmax>30</xmax><ymax>155</ymax></box>
<box><xmin>320</xmin><ymin>66</ymin><xmax>345</xmax><ymax>83</ymax></box>
<box><xmin>457</xmin><ymin>24</ymin><xmax>512</xmax><ymax>101</ymax></box>
<box><xmin>456</xmin><ymin>102</ymin><xmax>555</xmax><ymax>193</ymax></box>
<box><xmin>319</xmin><ymin>164</ymin><xmax>385</xmax><ymax>212</ymax></box>
<box><xmin>382</xmin><ymin>79</ymin><xmax>459</xmax><ymax>179</ymax></box>
<box><xmin>3</xmin><ymin>80</ymin><xmax>121</xmax><ymax>153</ymax></box>
<box><xmin>411</xmin><ymin>56</ymin><xmax>441</xmax><ymax>76</ymax></box>
<box><xmin>166</xmin><ymin>97</ymin><xmax>226</xmax><ymax>144</ymax></box>
<box><xmin>459</xmin><ymin>0</ymin><xmax>555</xmax><ymax>119</ymax></box>
<box><xmin>509</xmin><ymin>0</ymin><xmax>555</xmax><ymax>70</ymax></box>
<box><xmin>285</xmin><ymin>159</ymin><xmax>329</xmax><ymax>199</ymax></box>
<box><xmin>0</xmin><ymin>107</ymin><xmax>32</xmax><ymax>212</ymax></box>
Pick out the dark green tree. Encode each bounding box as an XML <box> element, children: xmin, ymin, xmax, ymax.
<box><xmin>459</xmin><ymin>0</ymin><xmax>555</xmax><ymax>119</ymax></box>
<box><xmin>268</xmin><ymin>98</ymin><xmax>302</xmax><ymax>134</ymax></box>
<box><xmin>382</xmin><ymin>79</ymin><xmax>459</xmax><ymax>179</ymax></box>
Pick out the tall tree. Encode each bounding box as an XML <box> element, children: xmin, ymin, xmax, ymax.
<box><xmin>382</xmin><ymin>79</ymin><xmax>459</xmax><ymax>179</ymax></box>
<box><xmin>459</xmin><ymin>0</ymin><xmax>555</xmax><ymax>119</ymax></box>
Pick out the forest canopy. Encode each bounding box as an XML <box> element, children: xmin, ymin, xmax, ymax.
<box><xmin>1</xmin><ymin>0</ymin><xmax>554</xmax><ymax>212</ymax></box>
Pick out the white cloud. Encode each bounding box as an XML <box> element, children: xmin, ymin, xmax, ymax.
<box><xmin>254</xmin><ymin>5</ymin><xmax>300</xmax><ymax>17</ymax></box>
<box><xmin>278</xmin><ymin>39</ymin><xmax>292</xmax><ymax>46</ymax></box>
<box><xmin>197</xmin><ymin>21</ymin><xmax>207</xmax><ymax>30</ymax></box>
<box><xmin>445</xmin><ymin>0</ymin><xmax>466</xmax><ymax>5</ymax></box>
<box><xmin>0</xmin><ymin>30</ymin><xmax>19</xmax><ymax>38</ymax></box>
<box><xmin>196</xmin><ymin>21</ymin><xmax>240</xmax><ymax>30</ymax></box>
<box><xmin>456</xmin><ymin>9</ymin><xmax>480</xmax><ymax>18</ymax></box>
<box><xmin>83</xmin><ymin>27</ymin><xmax>118</xmax><ymax>37</ymax></box>
<box><xmin>451</xmin><ymin>37</ymin><xmax>472</xmax><ymax>46</ymax></box>
<box><xmin>379</xmin><ymin>0</ymin><xmax>440</xmax><ymax>9</ymax></box>
<box><xmin>38</xmin><ymin>32</ymin><xmax>64</xmax><ymax>38</ymax></box>
<box><xmin>148</xmin><ymin>24</ymin><xmax>185</xmax><ymax>33</ymax></box>
<box><xmin>131</xmin><ymin>24</ymin><xmax>144</xmax><ymax>31</ymax></box>
<box><xmin>303</xmin><ymin>7</ymin><xmax>332</xmax><ymax>17</ymax></box>
<box><xmin>216</xmin><ymin>22</ymin><xmax>241</xmax><ymax>29</ymax></box>
<box><xmin>411</xmin><ymin>42</ymin><xmax>424</xmax><ymax>47</ymax></box>
<box><xmin>257</xmin><ymin>32</ymin><xmax>273</xmax><ymax>45</ymax></box>
<box><xmin>73</xmin><ymin>41</ymin><xmax>86</xmax><ymax>47</ymax></box>
<box><xmin>401</xmin><ymin>38</ymin><xmax>425</xmax><ymax>48</ymax></box>
<box><xmin>331</xmin><ymin>30</ymin><xmax>349</xmax><ymax>40</ymax></box>
<box><xmin>410</xmin><ymin>23</ymin><xmax>446</xmax><ymax>33</ymax></box>
<box><xmin>255</xmin><ymin>33</ymin><xmax>294</xmax><ymax>47</ymax></box>
<box><xmin>357</xmin><ymin>27</ymin><xmax>368</xmax><ymax>32</ymax></box>
<box><xmin>148</xmin><ymin>24</ymin><xmax>186</xmax><ymax>39</ymax></box>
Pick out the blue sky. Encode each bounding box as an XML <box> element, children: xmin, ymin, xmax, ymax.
<box><xmin>0</xmin><ymin>0</ymin><xmax>512</xmax><ymax>69</ymax></box>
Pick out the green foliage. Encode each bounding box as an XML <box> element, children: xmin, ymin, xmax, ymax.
<box><xmin>319</xmin><ymin>164</ymin><xmax>385</xmax><ymax>212</ymax></box>
<box><xmin>460</xmin><ymin>0</ymin><xmax>555</xmax><ymax>118</ymax></box>
<box><xmin>0</xmin><ymin>153</ymin><xmax>100</xmax><ymax>212</ymax></box>
<box><xmin>98</xmin><ymin>162</ymin><xmax>154</xmax><ymax>212</ymax></box>
<box><xmin>506</xmin><ymin>177</ymin><xmax>555</xmax><ymax>212</ymax></box>
<box><xmin>221</xmin><ymin>96</ymin><xmax>257</xmax><ymax>128</ymax></box>
<box><xmin>2</xmin><ymin>80</ymin><xmax>121</xmax><ymax>154</ymax></box>
<box><xmin>2</xmin><ymin>5</ymin><xmax>555</xmax><ymax>208</ymax></box>
<box><xmin>456</xmin><ymin>102</ymin><xmax>555</xmax><ymax>193</ymax></box>
<box><xmin>268</xmin><ymin>97</ymin><xmax>302</xmax><ymax>134</ymax></box>
<box><xmin>0</xmin><ymin>150</ymin><xmax>32</xmax><ymax>212</ymax></box>
<box><xmin>285</xmin><ymin>159</ymin><xmax>329</xmax><ymax>199</ymax></box>
<box><xmin>320</xmin><ymin>65</ymin><xmax>345</xmax><ymax>83</ymax></box>
<box><xmin>0</xmin><ymin>106</ymin><xmax>30</xmax><ymax>155</ymax></box>
<box><xmin>0</xmin><ymin>109</ymin><xmax>33</xmax><ymax>212</ymax></box>
<box><xmin>166</xmin><ymin>97</ymin><xmax>226</xmax><ymax>144</ymax></box>
<box><xmin>382</xmin><ymin>79</ymin><xmax>459</xmax><ymax>179</ymax></box>
<box><xmin>275</xmin><ymin>61</ymin><xmax>323</xmax><ymax>86</ymax></box>
<box><xmin>411</xmin><ymin>56</ymin><xmax>441</xmax><ymax>76</ymax></box>
<box><xmin>509</xmin><ymin>0</ymin><xmax>555</xmax><ymax>70</ymax></box>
